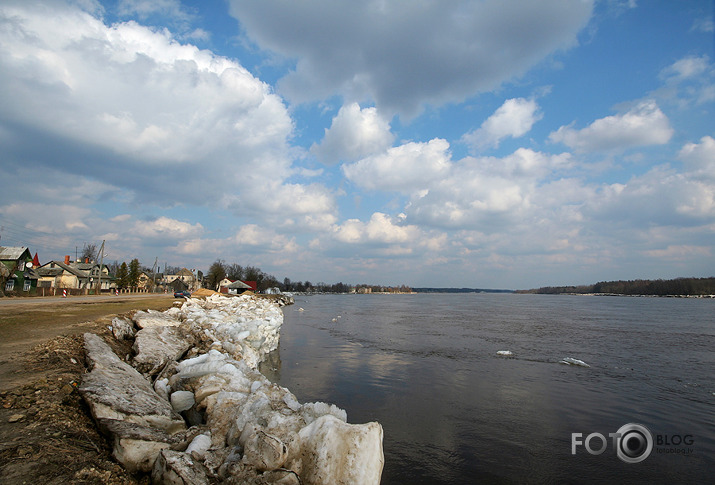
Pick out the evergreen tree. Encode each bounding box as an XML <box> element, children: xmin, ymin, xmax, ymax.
<box><xmin>128</xmin><ymin>259</ymin><xmax>140</xmax><ymax>288</ymax></box>
<box><xmin>116</xmin><ymin>262</ymin><xmax>129</xmax><ymax>289</ymax></box>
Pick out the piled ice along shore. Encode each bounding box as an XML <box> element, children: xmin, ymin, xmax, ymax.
<box><xmin>78</xmin><ymin>294</ymin><xmax>384</xmax><ymax>484</ymax></box>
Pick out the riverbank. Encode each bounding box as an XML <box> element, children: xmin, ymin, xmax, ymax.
<box><xmin>0</xmin><ymin>293</ymin><xmax>384</xmax><ymax>484</ymax></box>
<box><xmin>0</xmin><ymin>295</ymin><xmax>175</xmax><ymax>483</ymax></box>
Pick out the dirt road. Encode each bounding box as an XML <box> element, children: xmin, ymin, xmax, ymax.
<box><xmin>0</xmin><ymin>294</ymin><xmax>178</xmax><ymax>484</ymax></box>
<box><xmin>0</xmin><ymin>294</ymin><xmax>175</xmax><ymax>389</ymax></box>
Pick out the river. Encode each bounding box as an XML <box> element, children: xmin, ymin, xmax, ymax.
<box><xmin>261</xmin><ymin>293</ymin><xmax>714</xmax><ymax>484</ymax></box>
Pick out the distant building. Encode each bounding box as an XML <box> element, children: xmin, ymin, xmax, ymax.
<box><xmin>163</xmin><ymin>268</ymin><xmax>199</xmax><ymax>291</ymax></box>
<box><xmin>224</xmin><ymin>280</ymin><xmax>253</xmax><ymax>295</ymax></box>
<box><xmin>37</xmin><ymin>255</ymin><xmax>113</xmax><ymax>291</ymax></box>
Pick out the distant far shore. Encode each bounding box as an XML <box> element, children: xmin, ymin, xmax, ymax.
<box><xmin>515</xmin><ymin>276</ymin><xmax>715</xmax><ymax>297</ymax></box>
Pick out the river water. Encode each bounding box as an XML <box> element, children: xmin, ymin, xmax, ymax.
<box><xmin>261</xmin><ymin>293</ymin><xmax>714</xmax><ymax>484</ymax></box>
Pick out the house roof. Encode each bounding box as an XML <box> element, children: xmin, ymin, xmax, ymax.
<box><xmin>226</xmin><ymin>280</ymin><xmax>252</xmax><ymax>289</ymax></box>
<box><xmin>0</xmin><ymin>246</ymin><xmax>31</xmax><ymax>261</ymax></box>
<box><xmin>37</xmin><ymin>261</ymin><xmax>90</xmax><ymax>278</ymax></box>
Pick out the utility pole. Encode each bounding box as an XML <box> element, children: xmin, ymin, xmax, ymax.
<box><xmin>151</xmin><ymin>257</ymin><xmax>158</xmax><ymax>291</ymax></box>
<box><xmin>95</xmin><ymin>240</ymin><xmax>105</xmax><ymax>295</ymax></box>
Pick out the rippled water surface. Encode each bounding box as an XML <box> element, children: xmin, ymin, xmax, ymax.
<box><xmin>262</xmin><ymin>294</ymin><xmax>714</xmax><ymax>484</ymax></box>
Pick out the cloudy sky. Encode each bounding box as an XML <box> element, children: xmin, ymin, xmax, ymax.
<box><xmin>1</xmin><ymin>0</ymin><xmax>713</xmax><ymax>289</ymax></box>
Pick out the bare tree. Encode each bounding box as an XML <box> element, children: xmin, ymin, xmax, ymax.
<box><xmin>81</xmin><ymin>243</ymin><xmax>97</xmax><ymax>262</ymax></box>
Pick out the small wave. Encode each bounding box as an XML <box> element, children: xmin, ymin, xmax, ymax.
<box><xmin>560</xmin><ymin>357</ymin><xmax>590</xmax><ymax>367</ymax></box>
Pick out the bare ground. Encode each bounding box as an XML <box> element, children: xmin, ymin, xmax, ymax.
<box><xmin>0</xmin><ymin>295</ymin><xmax>177</xmax><ymax>484</ymax></box>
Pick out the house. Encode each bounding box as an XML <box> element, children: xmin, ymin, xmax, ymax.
<box><xmin>137</xmin><ymin>271</ymin><xmax>164</xmax><ymax>290</ymax></box>
<box><xmin>217</xmin><ymin>278</ymin><xmax>235</xmax><ymax>291</ymax></box>
<box><xmin>37</xmin><ymin>255</ymin><xmax>114</xmax><ymax>292</ymax></box>
<box><xmin>0</xmin><ymin>246</ymin><xmax>39</xmax><ymax>295</ymax></box>
<box><xmin>163</xmin><ymin>268</ymin><xmax>199</xmax><ymax>291</ymax></box>
<box><xmin>224</xmin><ymin>280</ymin><xmax>252</xmax><ymax>295</ymax></box>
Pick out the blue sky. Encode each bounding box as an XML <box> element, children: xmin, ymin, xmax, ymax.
<box><xmin>0</xmin><ymin>0</ymin><xmax>713</xmax><ymax>289</ymax></box>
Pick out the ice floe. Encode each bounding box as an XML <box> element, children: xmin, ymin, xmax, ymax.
<box><xmin>560</xmin><ymin>357</ymin><xmax>590</xmax><ymax>367</ymax></box>
<box><xmin>78</xmin><ymin>293</ymin><xmax>384</xmax><ymax>484</ymax></box>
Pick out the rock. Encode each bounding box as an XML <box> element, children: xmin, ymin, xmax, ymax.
<box><xmin>111</xmin><ymin>317</ymin><xmax>135</xmax><ymax>340</ymax></box>
<box><xmin>133</xmin><ymin>325</ymin><xmax>192</xmax><ymax>376</ymax></box>
<box><xmin>8</xmin><ymin>413</ymin><xmax>25</xmax><ymax>423</ymax></box>
<box><xmin>152</xmin><ymin>449</ymin><xmax>211</xmax><ymax>485</ymax></box>
<box><xmin>132</xmin><ymin>309</ymin><xmax>181</xmax><ymax>329</ymax></box>
<box><xmin>285</xmin><ymin>415</ymin><xmax>384</xmax><ymax>485</ymax></box>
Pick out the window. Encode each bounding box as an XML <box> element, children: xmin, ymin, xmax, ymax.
<box><xmin>5</xmin><ymin>280</ymin><xmax>14</xmax><ymax>292</ymax></box>
<box><xmin>18</xmin><ymin>261</ymin><xmax>25</xmax><ymax>271</ymax></box>
<box><xmin>23</xmin><ymin>280</ymin><xmax>31</xmax><ymax>292</ymax></box>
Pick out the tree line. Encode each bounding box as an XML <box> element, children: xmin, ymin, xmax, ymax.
<box><xmin>517</xmin><ymin>277</ymin><xmax>715</xmax><ymax>296</ymax></box>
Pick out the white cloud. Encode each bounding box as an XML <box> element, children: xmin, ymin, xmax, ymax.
<box><xmin>548</xmin><ymin>100</ymin><xmax>673</xmax><ymax>152</ymax></box>
<box><xmin>661</xmin><ymin>55</ymin><xmax>710</xmax><ymax>82</ymax></box>
<box><xmin>311</xmin><ymin>103</ymin><xmax>394</xmax><ymax>164</ymax></box>
<box><xmin>462</xmin><ymin>98</ymin><xmax>543</xmax><ymax>151</ymax></box>
<box><xmin>234</xmin><ymin>225</ymin><xmax>298</xmax><ymax>253</ymax></box>
<box><xmin>116</xmin><ymin>0</ymin><xmax>195</xmax><ymax>27</ymax></box>
<box><xmin>658</xmin><ymin>55</ymin><xmax>715</xmax><ymax>106</ymax></box>
<box><xmin>586</xmin><ymin>166</ymin><xmax>715</xmax><ymax>226</ymax></box>
<box><xmin>332</xmin><ymin>212</ymin><xmax>433</xmax><ymax>255</ymax></box>
<box><xmin>132</xmin><ymin>216</ymin><xmax>203</xmax><ymax>240</ymax></box>
<box><xmin>0</xmin><ymin>1</ymin><xmax>336</xmax><ymax>221</ymax></box>
<box><xmin>644</xmin><ymin>245</ymin><xmax>711</xmax><ymax>261</ymax></box>
<box><xmin>679</xmin><ymin>136</ymin><xmax>715</xmax><ymax>180</ymax></box>
<box><xmin>342</xmin><ymin>138</ymin><xmax>451</xmax><ymax>193</ymax></box>
<box><xmin>228</xmin><ymin>0</ymin><xmax>594</xmax><ymax>117</ymax></box>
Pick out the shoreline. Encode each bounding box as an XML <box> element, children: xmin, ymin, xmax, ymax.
<box><xmin>0</xmin><ymin>293</ymin><xmax>385</xmax><ymax>484</ymax></box>
<box><xmin>78</xmin><ymin>293</ymin><xmax>385</xmax><ymax>483</ymax></box>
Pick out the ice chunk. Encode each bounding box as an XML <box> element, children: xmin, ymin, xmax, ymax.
<box><xmin>185</xmin><ymin>433</ymin><xmax>212</xmax><ymax>458</ymax></box>
<box><xmin>170</xmin><ymin>391</ymin><xmax>195</xmax><ymax>413</ymax></box>
<box><xmin>560</xmin><ymin>357</ymin><xmax>590</xmax><ymax>367</ymax></box>
<box><xmin>285</xmin><ymin>415</ymin><xmax>384</xmax><ymax>485</ymax></box>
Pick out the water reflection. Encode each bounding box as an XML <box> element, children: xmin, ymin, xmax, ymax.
<box><xmin>258</xmin><ymin>347</ymin><xmax>282</xmax><ymax>383</ymax></box>
<box><xmin>270</xmin><ymin>294</ymin><xmax>715</xmax><ymax>484</ymax></box>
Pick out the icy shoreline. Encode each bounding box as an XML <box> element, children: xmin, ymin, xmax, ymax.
<box><xmin>78</xmin><ymin>293</ymin><xmax>384</xmax><ymax>484</ymax></box>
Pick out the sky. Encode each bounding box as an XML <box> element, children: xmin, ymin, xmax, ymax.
<box><xmin>0</xmin><ymin>0</ymin><xmax>713</xmax><ymax>289</ymax></box>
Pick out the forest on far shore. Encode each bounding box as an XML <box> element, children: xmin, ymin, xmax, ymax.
<box><xmin>516</xmin><ymin>277</ymin><xmax>715</xmax><ymax>296</ymax></box>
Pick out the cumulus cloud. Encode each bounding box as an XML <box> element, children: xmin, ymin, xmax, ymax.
<box><xmin>462</xmin><ymin>98</ymin><xmax>543</xmax><ymax>151</ymax></box>
<box><xmin>342</xmin><ymin>138</ymin><xmax>451</xmax><ymax>193</ymax></box>
<box><xmin>334</xmin><ymin>213</ymin><xmax>419</xmax><ymax>245</ymax></box>
<box><xmin>228</xmin><ymin>0</ymin><xmax>594</xmax><ymax>116</ymax></box>
<box><xmin>132</xmin><ymin>216</ymin><xmax>203</xmax><ymax>241</ymax></box>
<box><xmin>548</xmin><ymin>100</ymin><xmax>673</xmax><ymax>152</ymax></box>
<box><xmin>678</xmin><ymin>136</ymin><xmax>715</xmax><ymax>179</ymax></box>
<box><xmin>0</xmin><ymin>0</ymin><xmax>333</xmax><ymax>221</ymax></box>
<box><xmin>659</xmin><ymin>55</ymin><xmax>715</xmax><ymax>105</ymax></box>
<box><xmin>234</xmin><ymin>224</ymin><xmax>298</xmax><ymax>252</ymax></box>
<box><xmin>343</xmin><ymin>136</ymin><xmax>574</xmax><ymax>230</ymax></box>
<box><xmin>311</xmin><ymin>103</ymin><xmax>394</xmax><ymax>164</ymax></box>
